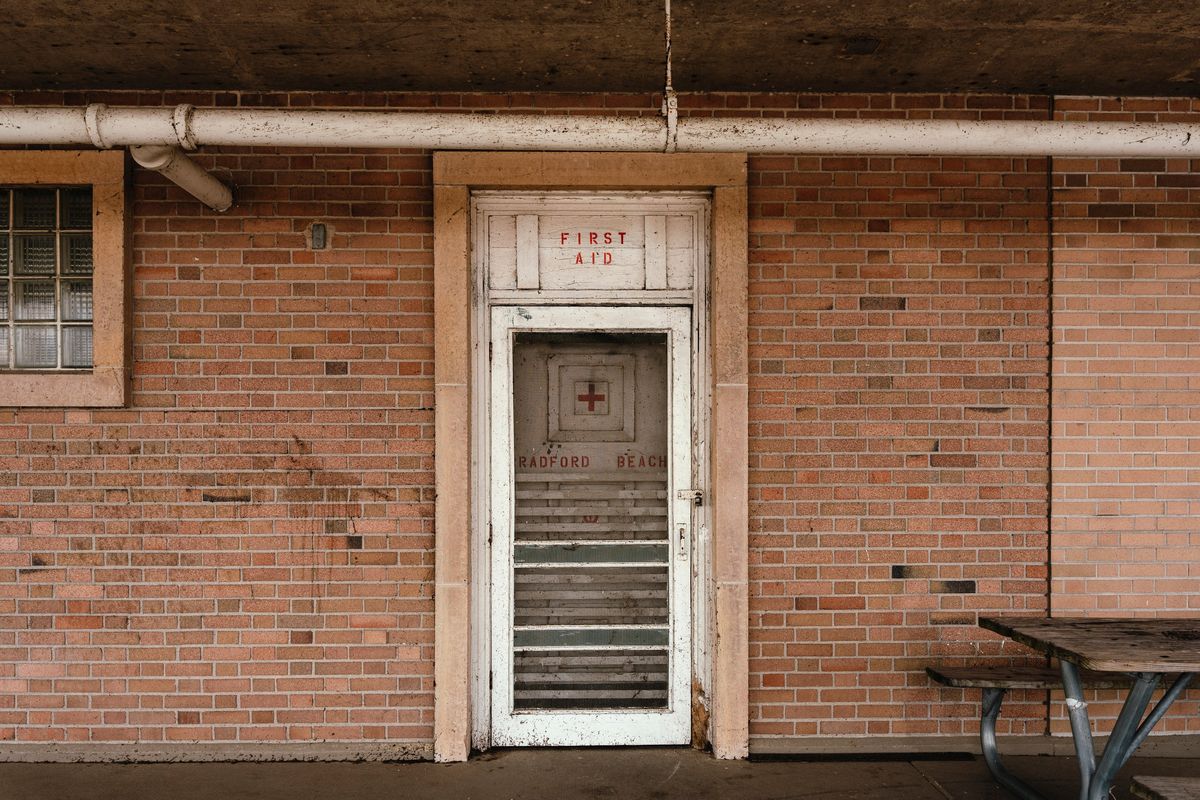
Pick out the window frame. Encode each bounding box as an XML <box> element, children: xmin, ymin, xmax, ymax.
<box><xmin>0</xmin><ymin>151</ymin><xmax>128</xmax><ymax>407</ymax></box>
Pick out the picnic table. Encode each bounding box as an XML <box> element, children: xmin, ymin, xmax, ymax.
<box><xmin>1132</xmin><ymin>775</ymin><xmax>1200</xmax><ymax>800</ymax></box>
<box><xmin>980</xmin><ymin>616</ymin><xmax>1200</xmax><ymax>800</ymax></box>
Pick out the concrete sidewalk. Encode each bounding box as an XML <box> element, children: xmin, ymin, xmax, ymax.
<box><xmin>3</xmin><ymin>748</ymin><xmax>1199</xmax><ymax>800</ymax></box>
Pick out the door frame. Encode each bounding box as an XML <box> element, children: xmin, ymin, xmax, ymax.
<box><xmin>488</xmin><ymin>306</ymin><xmax>693</xmax><ymax>746</ymax></box>
<box><xmin>432</xmin><ymin>153</ymin><xmax>748</xmax><ymax>761</ymax></box>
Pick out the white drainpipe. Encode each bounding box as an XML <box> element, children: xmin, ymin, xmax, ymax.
<box><xmin>1</xmin><ymin>103</ymin><xmax>1198</xmax><ymax>209</ymax></box>
<box><xmin>129</xmin><ymin>145</ymin><xmax>233</xmax><ymax>212</ymax></box>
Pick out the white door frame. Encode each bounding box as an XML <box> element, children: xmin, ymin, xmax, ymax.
<box><xmin>434</xmin><ymin>155</ymin><xmax>747</xmax><ymax>762</ymax></box>
<box><xmin>487</xmin><ymin>305</ymin><xmax>693</xmax><ymax>746</ymax></box>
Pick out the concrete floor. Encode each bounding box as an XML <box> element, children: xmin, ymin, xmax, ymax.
<box><xmin>3</xmin><ymin>748</ymin><xmax>1200</xmax><ymax>800</ymax></box>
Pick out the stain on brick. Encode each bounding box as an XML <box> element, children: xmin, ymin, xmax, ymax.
<box><xmin>177</xmin><ymin>711</ymin><xmax>200</xmax><ymax>725</ymax></box>
<box><xmin>932</xmin><ymin>580</ymin><xmax>977</xmax><ymax>594</ymax></box>
<box><xmin>894</xmin><ymin>565</ymin><xmax>936</xmax><ymax>579</ymax></box>
<box><xmin>1087</xmin><ymin>203</ymin><xmax>1134</xmax><ymax>218</ymax></box>
<box><xmin>352</xmin><ymin>552</ymin><xmax>397</xmax><ymax>565</ymax></box>
<box><xmin>1155</xmin><ymin>235</ymin><xmax>1200</xmax><ymax>249</ymax></box>
<box><xmin>966</xmin><ymin>406</ymin><xmax>1010</xmax><ymax>414</ymax></box>
<box><xmin>325</xmin><ymin>361</ymin><xmax>348</xmax><ymax>375</ymax></box>
<box><xmin>978</xmin><ymin>328</ymin><xmax>1001</xmax><ymax>342</ymax></box>
<box><xmin>31</xmin><ymin>489</ymin><xmax>54</xmax><ymax>503</ymax></box>
<box><xmin>930</xmin><ymin>454</ymin><xmax>977</xmax><ymax>468</ymax></box>
<box><xmin>19</xmin><ymin>555</ymin><xmax>49</xmax><ymax>574</ymax></box>
<box><xmin>1119</xmin><ymin>159</ymin><xmax>1165</xmax><ymax>172</ymax></box>
<box><xmin>859</xmin><ymin>296</ymin><xmax>906</xmax><ymax>311</ymax></box>
<box><xmin>930</xmin><ymin>612</ymin><xmax>974</xmax><ymax>625</ymax></box>
<box><xmin>1156</xmin><ymin>174</ymin><xmax>1200</xmax><ymax>188</ymax></box>
<box><xmin>201</xmin><ymin>492</ymin><xmax>252</xmax><ymax>503</ymax></box>
<box><xmin>866</xmin><ymin>219</ymin><xmax>890</xmax><ymax>232</ymax></box>
<box><xmin>345</xmin><ymin>535</ymin><xmax>363</xmax><ymax>549</ymax></box>
<box><xmin>289</xmin><ymin>630</ymin><xmax>314</xmax><ymax>644</ymax></box>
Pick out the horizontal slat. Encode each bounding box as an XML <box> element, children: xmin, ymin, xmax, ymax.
<box><xmin>515</xmin><ymin>506</ymin><xmax>666</xmax><ymax>517</ymax></box>
<box><xmin>513</xmin><ymin>627</ymin><xmax>669</xmax><ymax>648</ymax></box>
<box><xmin>516</xmin><ymin>588</ymin><xmax>667</xmax><ymax>599</ymax></box>
<box><xmin>516</xmin><ymin>521</ymin><xmax>666</xmax><ymax>533</ymax></box>
<box><xmin>514</xmin><ymin>542</ymin><xmax>668</xmax><ymax>565</ymax></box>
<box><xmin>515</xmin><ymin>650</ymin><xmax>666</xmax><ymax>664</ymax></box>
<box><xmin>516</xmin><ymin>489</ymin><xmax>667</xmax><ymax>501</ymax></box>
<box><xmin>516</xmin><ymin>670</ymin><xmax>668</xmax><ymax>683</ymax></box>
<box><xmin>515</xmin><ymin>685</ymin><xmax>667</xmax><ymax>698</ymax></box>
<box><xmin>516</xmin><ymin>567</ymin><xmax>666</xmax><ymax>581</ymax></box>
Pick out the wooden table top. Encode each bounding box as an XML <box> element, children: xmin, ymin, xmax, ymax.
<box><xmin>1132</xmin><ymin>775</ymin><xmax>1200</xmax><ymax>800</ymax></box>
<box><xmin>980</xmin><ymin>617</ymin><xmax>1200</xmax><ymax>673</ymax></box>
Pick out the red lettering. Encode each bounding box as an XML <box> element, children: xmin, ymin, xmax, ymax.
<box><xmin>589</xmin><ymin>232</ymin><xmax>598</xmax><ymax>245</ymax></box>
<box><xmin>591</xmin><ymin>252</ymin><xmax>596</xmax><ymax>264</ymax></box>
<box><xmin>582</xmin><ymin>456</ymin><xmax>590</xmax><ymax>467</ymax></box>
<box><xmin>617</xmin><ymin>455</ymin><xmax>625</xmax><ymax>468</ymax></box>
<box><xmin>603</xmin><ymin>252</ymin><xmax>612</xmax><ymax>265</ymax></box>
<box><xmin>574</xmin><ymin>252</ymin><xmax>583</xmax><ymax>264</ymax></box>
<box><xmin>560</xmin><ymin>232</ymin><xmax>569</xmax><ymax>245</ymax></box>
<box><xmin>604</xmin><ymin>232</ymin><xmax>612</xmax><ymax>245</ymax></box>
<box><xmin>618</xmin><ymin>231</ymin><xmax>627</xmax><ymax>244</ymax></box>
<box><xmin>518</xmin><ymin>456</ymin><xmax>527</xmax><ymax>468</ymax></box>
<box><xmin>576</xmin><ymin>232</ymin><xmax>582</xmax><ymax>245</ymax></box>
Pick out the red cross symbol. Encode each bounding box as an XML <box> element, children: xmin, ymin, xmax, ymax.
<box><xmin>577</xmin><ymin>382</ymin><xmax>607</xmax><ymax>412</ymax></box>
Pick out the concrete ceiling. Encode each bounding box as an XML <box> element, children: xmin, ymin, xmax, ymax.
<box><xmin>3</xmin><ymin>1</ymin><xmax>1199</xmax><ymax>96</ymax></box>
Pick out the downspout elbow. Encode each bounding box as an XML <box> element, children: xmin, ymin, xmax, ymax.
<box><xmin>130</xmin><ymin>144</ymin><xmax>233</xmax><ymax>212</ymax></box>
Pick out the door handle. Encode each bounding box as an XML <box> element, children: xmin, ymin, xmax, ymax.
<box><xmin>677</xmin><ymin>523</ymin><xmax>688</xmax><ymax>560</ymax></box>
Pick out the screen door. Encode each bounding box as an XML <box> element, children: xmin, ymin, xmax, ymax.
<box><xmin>489</xmin><ymin>306</ymin><xmax>692</xmax><ymax>746</ymax></box>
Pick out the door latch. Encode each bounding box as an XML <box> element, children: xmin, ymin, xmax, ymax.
<box><xmin>677</xmin><ymin>523</ymin><xmax>688</xmax><ymax>560</ymax></box>
<box><xmin>676</xmin><ymin>489</ymin><xmax>703</xmax><ymax>506</ymax></box>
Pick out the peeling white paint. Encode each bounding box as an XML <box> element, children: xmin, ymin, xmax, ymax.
<box><xmin>3</xmin><ymin>104</ymin><xmax>1200</xmax><ymax>158</ymax></box>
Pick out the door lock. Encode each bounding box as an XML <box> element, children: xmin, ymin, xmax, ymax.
<box><xmin>677</xmin><ymin>523</ymin><xmax>688</xmax><ymax>560</ymax></box>
<box><xmin>677</xmin><ymin>489</ymin><xmax>703</xmax><ymax>506</ymax></box>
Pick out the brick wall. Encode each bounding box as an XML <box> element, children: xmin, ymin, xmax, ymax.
<box><xmin>0</xmin><ymin>90</ymin><xmax>1197</xmax><ymax>750</ymax></box>
<box><xmin>740</xmin><ymin>96</ymin><xmax>1053</xmax><ymax>738</ymax></box>
<box><xmin>1048</xmin><ymin>97</ymin><xmax>1200</xmax><ymax>733</ymax></box>
<box><xmin>0</xmin><ymin>129</ymin><xmax>444</xmax><ymax>746</ymax></box>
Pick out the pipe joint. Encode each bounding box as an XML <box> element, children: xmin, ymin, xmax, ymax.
<box><xmin>129</xmin><ymin>144</ymin><xmax>177</xmax><ymax>171</ymax></box>
<box><xmin>172</xmin><ymin>104</ymin><xmax>198</xmax><ymax>151</ymax></box>
<box><xmin>130</xmin><ymin>144</ymin><xmax>233</xmax><ymax>213</ymax></box>
<box><xmin>662</xmin><ymin>90</ymin><xmax>679</xmax><ymax>153</ymax></box>
<box><xmin>84</xmin><ymin>104</ymin><xmax>109</xmax><ymax>149</ymax></box>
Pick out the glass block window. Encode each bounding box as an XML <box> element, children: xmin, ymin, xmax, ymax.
<box><xmin>0</xmin><ymin>187</ymin><xmax>93</xmax><ymax>370</ymax></box>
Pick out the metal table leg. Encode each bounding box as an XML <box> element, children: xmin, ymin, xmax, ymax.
<box><xmin>979</xmin><ymin>687</ymin><xmax>1047</xmax><ymax>800</ymax></box>
<box><xmin>1060</xmin><ymin>661</ymin><xmax>1096</xmax><ymax>800</ymax></box>
<box><xmin>1061</xmin><ymin>667</ymin><xmax>1195</xmax><ymax>800</ymax></box>
<box><xmin>1085</xmin><ymin>672</ymin><xmax>1160</xmax><ymax>800</ymax></box>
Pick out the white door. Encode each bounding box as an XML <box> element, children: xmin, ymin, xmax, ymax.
<box><xmin>489</xmin><ymin>305</ymin><xmax>693</xmax><ymax>746</ymax></box>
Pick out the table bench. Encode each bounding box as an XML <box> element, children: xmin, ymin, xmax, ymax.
<box><xmin>1132</xmin><ymin>776</ymin><xmax>1200</xmax><ymax>800</ymax></box>
<box><xmin>927</xmin><ymin>663</ymin><xmax>1137</xmax><ymax>800</ymax></box>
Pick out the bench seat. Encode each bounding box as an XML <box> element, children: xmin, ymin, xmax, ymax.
<box><xmin>1132</xmin><ymin>776</ymin><xmax>1200</xmax><ymax>800</ymax></box>
<box><xmin>926</xmin><ymin>664</ymin><xmax>1134</xmax><ymax>691</ymax></box>
<box><xmin>927</xmin><ymin>662</ymin><xmax>1169</xmax><ymax>800</ymax></box>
